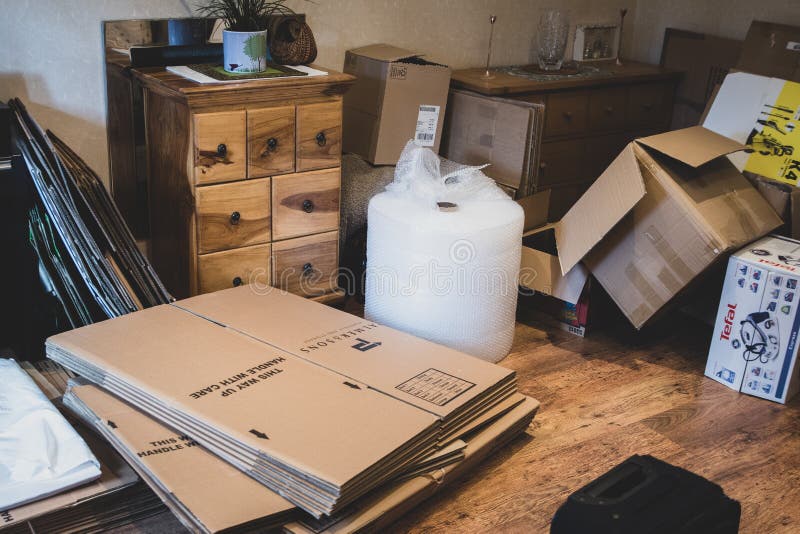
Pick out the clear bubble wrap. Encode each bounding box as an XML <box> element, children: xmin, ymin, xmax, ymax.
<box><xmin>365</xmin><ymin>141</ymin><xmax>524</xmax><ymax>362</ymax></box>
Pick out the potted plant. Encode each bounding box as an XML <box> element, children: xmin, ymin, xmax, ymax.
<box><xmin>198</xmin><ymin>0</ymin><xmax>296</xmax><ymax>73</ymax></box>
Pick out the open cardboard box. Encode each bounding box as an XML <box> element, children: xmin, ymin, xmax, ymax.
<box><xmin>517</xmin><ymin>126</ymin><xmax>781</xmax><ymax>329</ymax></box>
<box><xmin>518</xmin><ymin>190</ymin><xmax>591</xmax><ymax>336</ymax></box>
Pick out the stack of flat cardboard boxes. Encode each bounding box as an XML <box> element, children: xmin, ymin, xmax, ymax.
<box><xmin>47</xmin><ymin>287</ymin><xmax>538</xmax><ymax>526</ymax></box>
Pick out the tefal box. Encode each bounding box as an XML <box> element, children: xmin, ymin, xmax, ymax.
<box><xmin>516</xmin><ymin>126</ymin><xmax>782</xmax><ymax>329</ymax></box>
<box><xmin>705</xmin><ymin>235</ymin><xmax>800</xmax><ymax>403</ymax></box>
<box><xmin>342</xmin><ymin>44</ymin><xmax>451</xmax><ymax>164</ymax></box>
<box><xmin>517</xmin><ymin>190</ymin><xmax>591</xmax><ymax>336</ymax></box>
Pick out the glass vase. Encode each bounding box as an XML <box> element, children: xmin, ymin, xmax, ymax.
<box><xmin>537</xmin><ymin>9</ymin><xmax>570</xmax><ymax>71</ymax></box>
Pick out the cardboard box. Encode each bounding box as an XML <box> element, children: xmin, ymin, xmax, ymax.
<box><xmin>744</xmin><ymin>172</ymin><xmax>800</xmax><ymax>239</ymax></box>
<box><xmin>342</xmin><ymin>44</ymin><xmax>451</xmax><ymax>164</ymax></box>
<box><xmin>705</xmin><ymin>235</ymin><xmax>800</xmax><ymax>403</ymax></box>
<box><xmin>736</xmin><ymin>21</ymin><xmax>800</xmax><ymax>82</ymax></box>
<box><xmin>516</xmin><ymin>190</ymin><xmax>591</xmax><ymax>336</ymax></box>
<box><xmin>516</xmin><ymin>126</ymin><xmax>781</xmax><ymax>329</ymax></box>
<box><xmin>441</xmin><ymin>89</ymin><xmax>544</xmax><ymax>197</ymax></box>
<box><xmin>703</xmin><ymin>72</ymin><xmax>800</xmax><ymax>187</ymax></box>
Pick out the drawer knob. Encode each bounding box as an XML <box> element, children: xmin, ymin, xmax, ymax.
<box><xmin>266</xmin><ymin>137</ymin><xmax>278</xmax><ymax>151</ymax></box>
<box><xmin>230</xmin><ymin>211</ymin><xmax>241</xmax><ymax>225</ymax></box>
<box><xmin>302</xmin><ymin>262</ymin><xmax>313</xmax><ymax>276</ymax></box>
<box><xmin>562</xmin><ymin>111</ymin><xmax>573</xmax><ymax>120</ymax></box>
<box><xmin>604</xmin><ymin>106</ymin><xmax>614</xmax><ymax>114</ymax></box>
<box><xmin>232</xmin><ymin>276</ymin><xmax>243</xmax><ymax>287</ymax></box>
<box><xmin>217</xmin><ymin>143</ymin><xmax>227</xmax><ymax>157</ymax></box>
<box><xmin>539</xmin><ymin>161</ymin><xmax>548</xmax><ymax>170</ymax></box>
<box><xmin>315</xmin><ymin>131</ymin><xmax>327</xmax><ymax>146</ymax></box>
<box><xmin>302</xmin><ymin>199</ymin><xmax>314</xmax><ymax>213</ymax></box>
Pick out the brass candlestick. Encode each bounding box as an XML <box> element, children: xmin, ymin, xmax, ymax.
<box><xmin>616</xmin><ymin>8</ymin><xmax>627</xmax><ymax>66</ymax></box>
<box><xmin>482</xmin><ymin>15</ymin><xmax>497</xmax><ymax>79</ymax></box>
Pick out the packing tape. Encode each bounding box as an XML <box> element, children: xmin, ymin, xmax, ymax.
<box><xmin>723</xmin><ymin>193</ymin><xmax>757</xmax><ymax>239</ymax></box>
<box><xmin>644</xmin><ymin>226</ymin><xmax>693</xmax><ymax>284</ymax></box>
<box><xmin>657</xmin><ymin>267</ymin><xmax>682</xmax><ymax>294</ymax></box>
<box><xmin>630</xmin><ymin>302</ymin><xmax>655</xmax><ymax>327</ymax></box>
<box><xmin>625</xmin><ymin>263</ymin><xmax>665</xmax><ymax>310</ymax></box>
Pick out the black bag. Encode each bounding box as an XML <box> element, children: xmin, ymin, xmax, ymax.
<box><xmin>551</xmin><ymin>455</ymin><xmax>741</xmax><ymax>534</ymax></box>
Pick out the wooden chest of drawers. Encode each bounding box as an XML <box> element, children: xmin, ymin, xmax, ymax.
<box><xmin>129</xmin><ymin>67</ymin><xmax>355</xmax><ymax>299</ymax></box>
<box><xmin>451</xmin><ymin>62</ymin><xmax>681</xmax><ymax>218</ymax></box>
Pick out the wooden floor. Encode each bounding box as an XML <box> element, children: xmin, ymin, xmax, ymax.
<box><xmin>387</xmin><ymin>309</ymin><xmax>800</xmax><ymax>534</ymax></box>
<box><xmin>117</xmin><ymin>305</ymin><xmax>800</xmax><ymax>534</ymax></box>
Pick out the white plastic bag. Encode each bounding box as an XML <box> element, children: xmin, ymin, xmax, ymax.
<box><xmin>365</xmin><ymin>141</ymin><xmax>524</xmax><ymax>362</ymax></box>
<box><xmin>0</xmin><ymin>359</ymin><xmax>101</xmax><ymax>509</ymax></box>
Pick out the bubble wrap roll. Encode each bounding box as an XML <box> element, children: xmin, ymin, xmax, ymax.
<box><xmin>365</xmin><ymin>144</ymin><xmax>524</xmax><ymax>362</ymax></box>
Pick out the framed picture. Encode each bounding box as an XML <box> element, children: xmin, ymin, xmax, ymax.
<box><xmin>573</xmin><ymin>23</ymin><xmax>619</xmax><ymax>62</ymax></box>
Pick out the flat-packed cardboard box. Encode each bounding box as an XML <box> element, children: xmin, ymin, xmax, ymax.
<box><xmin>705</xmin><ymin>235</ymin><xmax>800</xmax><ymax>403</ymax></box>
<box><xmin>516</xmin><ymin>190</ymin><xmax>591</xmax><ymax>336</ymax></box>
<box><xmin>516</xmin><ymin>126</ymin><xmax>781</xmax><ymax>329</ymax></box>
<box><xmin>342</xmin><ymin>44</ymin><xmax>451</xmax><ymax>164</ymax></box>
<box><xmin>441</xmin><ymin>89</ymin><xmax>544</xmax><ymax>197</ymax></box>
<box><xmin>736</xmin><ymin>21</ymin><xmax>800</xmax><ymax>82</ymax></box>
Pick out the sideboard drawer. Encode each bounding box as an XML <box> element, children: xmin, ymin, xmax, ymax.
<box><xmin>296</xmin><ymin>101</ymin><xmax>342</xmax><ymax>172</ymax></box>
<box><xmin>272</xmin><ymin>231</ymin><xmax>338</xmax><ymax>296</ymax></box>
<box><xmin>545</xmin><ymin>92</ymin><xmax>588</xmax><ymax>137</ymax></box>
<box><xmin>627</xmin><ymin>83</ymin><xmax>671</xmax><ymax>129</ymax></box>
<box><xmin>588</xmin><ymin>87</ymin><xmax>627</xmax><ymax>132</ymax></box>
<box><xmin>197</xmin><ymin>243</ymin><xmax>271</xmax><ymax>293</ymax></box>
<box><xmin>538</xmin><ymin>139</ymin><xmax>586</xmax><ymax>187</ymax></box>
<box><xmin>271</xmin><ymin>168</ymin><xmax>340</xmax><ymax>240</ymax></box>
<box><xmin>196</xmin><ymin>178</ymin><xmax>271</xmax><ymax>254</ymax></box>
<box><xmin>194</xmin><ymin>110</ymin><xmax>247</xmax><ymax>185</ymax></box>
<box><xmin>248</xmin><ymin>106</ymin><xmax>295</xmax><ymax>178</ymax></box>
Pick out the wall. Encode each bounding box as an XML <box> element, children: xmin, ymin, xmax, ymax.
<box><xmin>0</xmin><ymin>0</ymin><xmax>633</xmax><ymax>185</ymax></box>
<box><xmin>1</xmin><ymin>0</ymin><xmax>798</xmax><ymax>187</ymax></box>
<box><xmin>630</xmin><ymin>0</ymin><xmax>800</xmax><ymax>64</ymax></box>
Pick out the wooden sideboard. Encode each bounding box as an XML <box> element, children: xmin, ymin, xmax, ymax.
<box><xmin>451</xmin><ymin>62</ymin><xmax>681</xmax><ymax>218</ymax></box>
<box><xmin>108</xmin><ymin>59</ymin><xmax>355</xmax><ymax>299</ymax></box>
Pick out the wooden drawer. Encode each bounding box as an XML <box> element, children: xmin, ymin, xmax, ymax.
<box><xmin>544</xmin><ymin>92</ymin><xmax>588</xmax><ymax>137</ymax></box>
<box><xmin>193</xmin><ymin>110</ymin><xmax>246</xmax><ymax>185</ymax></box>
<box><xmin>296</xmin><ymin>101</ymin><xmax>342</xmax><ymax>172</ymax></box>
<box><xmin>538</xmin><ymin>139</ymin><xmax>586</xmax><ymax>187</ymax></box>
<box><xmin>195</xmin><ymin>178</ymin><xmax>271</xmax><ymax>254</ymax></box>
<box><xmin>272</xmin><ymin>231</ymin><xmax>338</xmax><ymax>296</ymax></box>
<box><xmin>627</xmin><ymin>83</ymin><xmax>671</xmax><ymax>129</ymax></box>
<box><xmin>588</xmin><ymin>87</ymin><xmax>627</xmax><ymax>132</ymax></box>
<box><xmin>272</xmin><ymin>168</ymin><xmax>340</xmax><ymax>240</ymax></box>
<box><xmin>248</xmin><ymin>106</ymin><xmax>295</xmax><ymax>178</ymax></box>
<box><xmin>197</xmin><ymin>243</ymin><xmax>271</xmax><ymax>294</ymax></box>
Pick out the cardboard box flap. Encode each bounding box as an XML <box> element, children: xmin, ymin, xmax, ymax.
<box><xmin>519</xmin><ymin>247</ymin><xmax>589</xmax><ymax>304</ymax></box>
<box><xmin>517</xmin><ymin>189</ymin><xmax>551</xmax><ymax>232</ymax></box>
<box><xmin>349</xmin><ymin>44</ymin><xmax>419</xmax><ymax>62</ymax></box>
<box><xmin>555</xmin><ymin>144</ymin><xmax>646</xmax><ymax>275</ymax></box>
<box><xmin>636</xmin><ymin>126</ymin><xmax>746</xmax><ymax>168</ymax></box>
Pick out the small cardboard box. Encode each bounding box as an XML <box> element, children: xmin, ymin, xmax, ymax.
<box><xmin>442</xmin><ymin>89</ymin><xmax>544</xmax><ymax>197</ymax></box>
<box><xmin>342</xmin><ymin>44</ymin><xmax>451</xmax><ymax>165</ymax></box>
<box><xmin>705</xmin><ymin>235</ymin><xmax>800</xmax><ymax>403</ymax></box>
<box><xmin>517</xmin><ymin>126</ymin><xmax>782</xmax><ymax>329</ymax></box>
<box><xmin>517</xmin><ymin>190</ymin><xmax>591</xmax><ymax>336</ymax></box>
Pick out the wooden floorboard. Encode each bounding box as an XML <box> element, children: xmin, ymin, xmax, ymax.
<box><xmin>388</xmin><ymin>309</ymin><xmax>800</xmax><ymax>534</ymax></box>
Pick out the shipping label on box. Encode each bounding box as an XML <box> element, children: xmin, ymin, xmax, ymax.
<box><xmin>705</xmin><ymin>235</ymin><xmax>800</xmax><ymax>403</ymax></box>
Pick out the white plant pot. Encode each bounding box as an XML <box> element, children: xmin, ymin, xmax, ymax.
<box><xmin>223</xmin><ymin>29</ymin><xmax>268</xmax><ymax>73</ymax></box>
